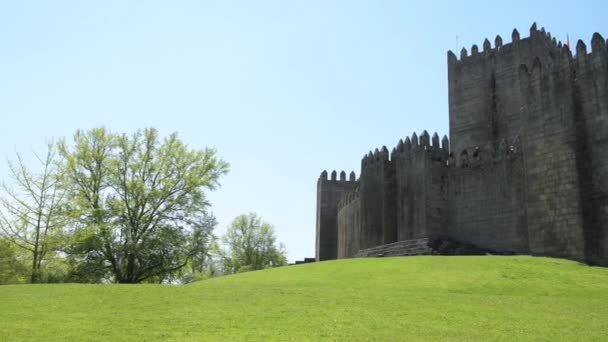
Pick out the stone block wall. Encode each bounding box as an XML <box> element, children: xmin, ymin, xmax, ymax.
<box><xmin>518</xmin><ymin>48</ymin><xmax>585</xmax><ymax>261</ymax></box>
<box><xmin>447</xmin><ymin>140</ymin><xmax>528</xmax><ymax>253</ymax></box>
<box><xmin>391</xmin><ymin>131</ymin><xmax>449</xmax><ymax>241</ymax></box>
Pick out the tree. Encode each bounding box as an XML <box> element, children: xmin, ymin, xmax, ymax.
<box><xmin>0</xmin><ymin>238</ymin><xmax>29</xmax><ymax>284</ymax></box>
<box><xmin>59</xmin><ymin>127</ymin><xmax>229</xmax><ymax>283</ymax></box>
<box><xmin>221</xmin><ymin>213</ymin><xmax>287</xmax><ymax>273</ymax></box>
<box><xmin>0</xmin><ymin>142</ymin><xmax>65</xmax><ymax>283</ymax></box>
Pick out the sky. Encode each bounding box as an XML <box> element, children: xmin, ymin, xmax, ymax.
<box><xmin>0</xmin><ymin>1</ymin><xmax>605</xmax><ymax>262</ymax></box>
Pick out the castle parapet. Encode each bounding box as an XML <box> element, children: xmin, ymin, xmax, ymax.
<box><xmin>450</xmin><ymin>137</ymin><xmax>522</xmax><ymax>169</ymax></box>
<box><xmin>391</xmin><ymin>131</ymin><xmax>449</xmax><ymax>163</ymax></box>
<box><xmin>448</xmin><ymin>23</ymin><xmax>573</xmax><ymax>67</ymax></box>
<box><xmin>318</xmin><ymin>169</ymin><xmax>358</xmax><ymax>184</ymax></box>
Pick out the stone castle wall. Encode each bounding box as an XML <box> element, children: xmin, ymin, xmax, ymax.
<box><xmin>315</xmin><ymin>24</ymin><xmax>608</xmax><ymax>266</ymax></box>
<box><xmin>447</xmin><ymin>140</ymin><xmax>528</xmax><ymax>253</ymax></box>
<box><xmin>392</xmin><ymin>132</ymin><xmax>449</xmax><ymax>242</ymax></box>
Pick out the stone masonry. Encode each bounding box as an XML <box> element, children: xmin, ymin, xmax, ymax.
<box><xmin>315</xmin><ymin>24</ymin><xmax>608</xmax><ymax>266</ymax></box>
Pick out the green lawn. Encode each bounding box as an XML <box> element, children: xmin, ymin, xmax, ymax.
<box><xmin>1</xmin><ymin>256</ymin><xmax>607</xmax><ymax>341</ymax></box>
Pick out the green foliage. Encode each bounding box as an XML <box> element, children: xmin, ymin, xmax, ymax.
<box><xmin>0</xmin><ymin>239</ymin><xmax>28</xmax><ymax>284</ymax></box>
<box><xmin>0</xmin><ymin>256</ymin><xmax>607</xmax><ymax>340</ymax></box>
<box><xmin>221</xmin><ymin>213</ymin><xmax>287</xmax><ymax>274</ymax></box>
<box><xmin>58</xmin><ymin>127</ymin><xmax>229</xmax><ymax>283</ymax></box>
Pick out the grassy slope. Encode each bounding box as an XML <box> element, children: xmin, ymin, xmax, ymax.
<box><xmin>1</xmin><ymin>256</ymin><xmax>607</xmax><ymax>341</ymax></box>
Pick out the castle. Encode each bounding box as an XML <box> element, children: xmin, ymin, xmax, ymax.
<box><xmin>315</xmin><ymin>24</ymin><xmax>608</xmax><ymax>266</ymax></box>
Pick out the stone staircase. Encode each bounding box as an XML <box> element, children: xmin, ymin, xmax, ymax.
<box><xmin>355</xmin><ymin>238</ymin><xmax>434</xmax><ymax>258</ymax></box>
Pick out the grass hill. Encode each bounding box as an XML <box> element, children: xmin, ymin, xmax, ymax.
<box><xmin>1</xmin><ymin>256</ymin><xmax>607</xmax><ymax>341</ymax></box>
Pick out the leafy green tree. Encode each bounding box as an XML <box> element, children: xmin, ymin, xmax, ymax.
<box><xmin>0</xmin><ymin>142</ymin><xmax>65</xmax><ymax>283</ymax></box>
<box><xmin>222</xmin><ymin>213</ymin><xmax>287</xmax><ymax>273</ymax></box>
<box><xmin>59</xmin><ymin>127</ymin><xmax>229</xmax><ymax>283</ymax></box>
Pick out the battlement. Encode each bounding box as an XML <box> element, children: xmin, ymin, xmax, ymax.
<box><xmin>449</xmin><ymin>24</ymin><xmax>608</xmax><ymax>77</ymax></box>
<box><xmin>318</xmin><ymin>169</ymin><xmax>357</xmax><ymax>183</ymax></box>
<box><xmin>361</xmin><ymin>146</ymin><xmax>390</xmax><ymax>167</ymax></box>
<box><xmin>390</xmin><ymin>130</ymin><xmax>449</xmax><ymax>161</ymax></box>
<box><xmin>450</xmin><ymin>137</ymin><xmax>522</xmax><ymax>169</ymax></box>
<box><xmin>448</xmin><ymin>23</ymin><xmax>572</xmax><ymax>65</ymax></box>
<box><xmin>573</xmin><ymin>32</ymin><xmax>607</xmax><ymax>60</ymax></box>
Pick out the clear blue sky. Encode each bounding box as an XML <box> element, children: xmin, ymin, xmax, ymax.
<box><xmin>0</xmin><ymin>1</ymin><xmax>605</xmax><ymax>262</ymax></box>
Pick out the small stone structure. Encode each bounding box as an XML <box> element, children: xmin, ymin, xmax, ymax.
<box><xmin>315</xmin><ymin>24</ymin><xmax>608</xmax><ymax>266</ymax></box>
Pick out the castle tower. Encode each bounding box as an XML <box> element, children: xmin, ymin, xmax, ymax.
<box><xmin>448</xmin><ymin>24</ymin><xmax>562</xmax><ymax>153</ymax></box>
<box><xmin>447</xmin><ymin>24</ymin><xmax>603</xmax><ymax>262</ymax></box>
<box><xmin>315</xmin><ymin>170</ymin><xmax>358</xmax><ymax>261</ymax></box>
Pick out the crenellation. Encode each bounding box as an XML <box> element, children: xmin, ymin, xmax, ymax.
<box><xmin>420</xmin><ymin>130</ymin><xmax>430</xmax><ymax>147</ymax></box>
<box><xmin>432</xmin><ymin>132</ymin><xmax>440</xmax><ymax>148</ymax></box>
<box><xmin>591</xmin><ymin>32</ymin><xmax>606</xmax><ymax>53</ymax></box>
<box><xmin>512</xmin><ymin>28</ymin><xmax>520</xmax><ymax>42</ymax></box>
<box><xmin>381</xmin><ymin>145</ymin><xmax>389</xmax><ymax>156</ymax></box>
<box><xmin>471</xmin><ymin>44</ymin><xmax>479</xmax><ymax>55</ymax></box>
<box><xmin>411</xmin><ymin>132</ymin><xmax>419</xmax><ymax>146</ymax></box>
<box><xmin>397</xmin><ymin>138</ymin><xmax>404</xmax><ymax>152</ymax></box>
<box><xmin>483</xmin><ymin>38</ymin><xmax>491</xmax><ymax>52</ymax></box>
<box><xmin>495</xmin><ymin>35</ymin><xmax>503</xmax><ymax>49</ymax></box>
<box><xmin>404</xmin><ymin>136</ymin><xmax>412</xmax><ymax>149</ymax></box>
<box><xmin>441</xmin><ymin>135</ymin><xmax>449</xmax><ymax>151</ymax></box>
<box><xmin>459</xmin><ymin>149</ymin><xmax>469</xmax><ymax>168</ymax></box>
<box><xmin>529</xmin><ymin>22</ymin><xmax>537</xmax><ymax>35</ymax></box>
<box><xmin>450</xmin><ymin>137</ymin><xmax>522</xmax><ymax>170</ymax></box>
<box><xmin>562</xmin><ymin>43</ymin><xmax>573</xmax><ymax>59</ymax></box>
<box><xmin>577</xmin><ymin>39</ymin><xmax>587</xmax><ymax>57</ymax></box>
<box><xmin>460</xmin><ymin>47</ymin><xmax>467</xmax><ymax>59</ymax></box>
<box><xmin>447</xmin><ymin>50</ymin><xmax>457</xmax><ymax>65</ymax></box>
